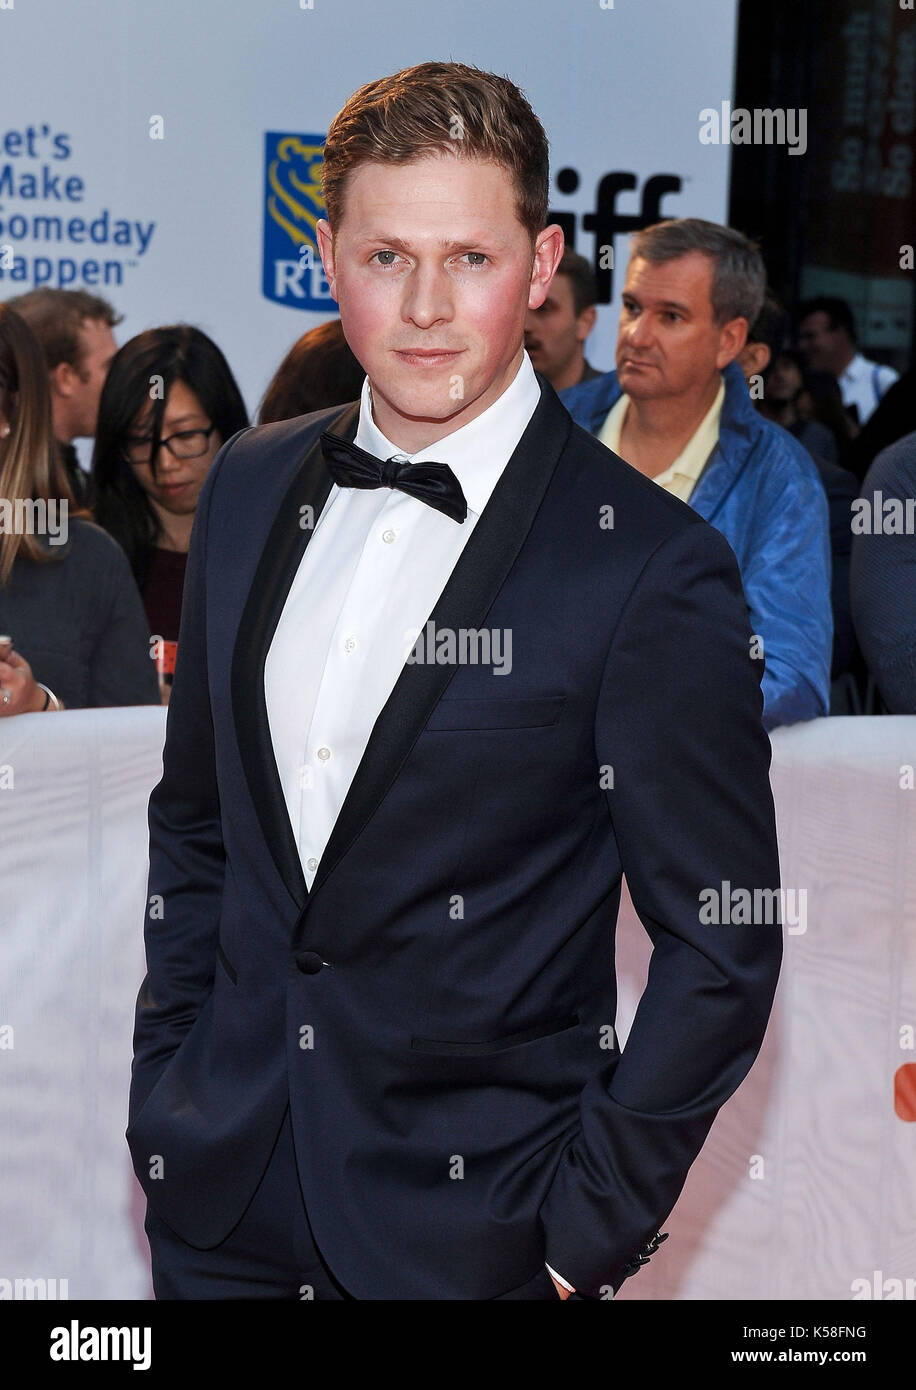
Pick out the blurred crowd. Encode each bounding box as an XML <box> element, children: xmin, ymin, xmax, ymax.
<box><xmin>0</xmin><ymin>218</ymin><xmax>913</xmax><ymax>726</ymax></box>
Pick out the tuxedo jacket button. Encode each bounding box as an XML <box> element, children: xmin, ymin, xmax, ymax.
<box><xmin>295</xmin><ymin>950</ymin><xmax>325</xmax><ymax>975</ymax></box>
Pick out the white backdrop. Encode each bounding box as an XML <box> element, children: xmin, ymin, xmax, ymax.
<box><xmin>1</xmin><ymin>708</ymin><xmax>914</xmax><ymax>1301</ymax></box>
<box><xmin>0</xmin><ymin>0</ymin><xmax>738</xmax><ymax>418</ymax></box>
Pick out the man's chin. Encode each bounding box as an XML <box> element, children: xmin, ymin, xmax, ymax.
<box><xmin>618</xmin><ymin>373</ymin><xmax>664</xmax><ymax>400</ymax></box>
<box><xmin>377</xmin><ymin>381</ymin><xmax>480</xmax><ymax>424</ymax></box>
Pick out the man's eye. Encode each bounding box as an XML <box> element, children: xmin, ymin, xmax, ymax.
<box><xmin>461</xmin><ymin>253</ymin><xmax>488</xmax><ymax>268</ymax></box>
<box><xmin>372</xmin><ymin>251</ymin><xmax>400</xmax><ymax>267</ymax></box>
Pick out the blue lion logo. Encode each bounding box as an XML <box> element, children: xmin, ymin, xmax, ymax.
<box><xmin>262</xmin><ymin>132</ymin><xmax>334</xmax><ymax>309</ymax></box>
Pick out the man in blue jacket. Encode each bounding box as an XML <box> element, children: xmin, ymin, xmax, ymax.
<box><xmin>561</xmin><ymin>219</ymin><xmax>831</xmax><ymax>731</ymax></box>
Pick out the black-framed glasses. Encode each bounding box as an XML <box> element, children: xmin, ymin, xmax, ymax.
<box><xmin>123</xmin><ymin>424</ymin><xmax>217</xmax><ymax>466</ymax></box>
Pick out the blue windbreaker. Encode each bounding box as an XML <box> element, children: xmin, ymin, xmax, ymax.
<box><xmin>560</xmin><ymin>360</ymin><xmax>832</xmax><ymax>730</ymax></box>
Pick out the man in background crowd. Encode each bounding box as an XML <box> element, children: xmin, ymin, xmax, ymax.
<box><xmin>797</xmin><ymin>295</ymin><xmax>898</xmax><ymax>429</ymax></box>
<box><xmin>561</xmin><ymin>217</ymin><xmax>832</xmax><ymax>732</ymax></box>
<box><xmin>850</xmin><ymin>429</ymin><xmax>916</xmax><ymax>715</ymax></box>
<box><xmin>4</xmin><ymin>288</ymin><xmax>121</xmax><ymax>506</ymax></box>
<box><xmin>736</xmin><ymin>292</ymin><xmax>786</xmax><ymax>389</ymax></box>
<box><xmin>844</xmin><ymin>365</ymin><xmax>916</xmax><ymax>484</ymax></box>
<box><xmin>741</xmin><ymin>297</ymin><xmax>858</xmax><ymax>691</ymax></box>
<box><xmin>524</xmin><ymin>247</ymin><xmax>602</xmax><ymax>390</ymax></box>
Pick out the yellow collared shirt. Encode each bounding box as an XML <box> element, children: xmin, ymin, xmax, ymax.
<box><xmin>597</xmin><ymin>378</ymin><xmax>726</xmax><ymax>502</ymax></box>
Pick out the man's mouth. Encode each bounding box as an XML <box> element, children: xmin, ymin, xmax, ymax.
<box><xmin>394</xmin><ymin>349</ymin><xmax>463</xmax><ymax>367</ymax></box>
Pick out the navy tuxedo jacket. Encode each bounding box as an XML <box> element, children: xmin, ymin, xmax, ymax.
<box><xmin>127</xmin><ymin>374</ymin><xmax>782</xmax><ymax>1299</ymax></box>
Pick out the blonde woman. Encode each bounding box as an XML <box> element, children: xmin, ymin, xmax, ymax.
<box><xmin>0</xmin><ymin>305</ymin><xmax>159</xmax><ymax>713</ymax></box>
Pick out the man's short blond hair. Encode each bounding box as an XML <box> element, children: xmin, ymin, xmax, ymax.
<box><xmin>321</xmin><ymin>61</ymin><xmax>550</xmax><ymax>246</ymax></box>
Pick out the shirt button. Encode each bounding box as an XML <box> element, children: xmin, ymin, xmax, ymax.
<box><xmin>382</xmin><ymin>528</ymin><xmax>396</xmax><ymax>544</ymax></box>
<box><xmin>343</xmin><ymin>636</ymin><xmax>356</xmax><ymax>652</ymax></box>
<box><xmin>306</xmin><ymin>856</ymin><xmax>318</xmax><ymax>872</ymax></box>
<box><xmin>316</xmin><ymin>746</ymin><xmax>331</xmax><ymax>762</ymax></box>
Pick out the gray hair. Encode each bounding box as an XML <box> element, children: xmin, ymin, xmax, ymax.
<box><xmin>628</xmin><ymin>218</ymin><xmax>766</xmax><ymax>326</ymax></box>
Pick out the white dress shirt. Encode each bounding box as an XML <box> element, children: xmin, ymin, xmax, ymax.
<box><xmin>263</xmin><ymin>349</ymin><xmax>575</xmax><ymax>1294</ymax></box>
<box><xmin>264</xmin><ymin>349</ymin><xmax>540</xmax><ymax>887</ymax></box>
<box><xmin>838</xmin><ymin>351</ymin><xmax>898</xmax><ymax>426</ymax></box>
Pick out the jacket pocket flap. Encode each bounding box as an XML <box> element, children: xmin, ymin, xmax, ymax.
<box><xmin>426</xmin><ymin>694</ymin><xmax>566</xmax><ymax>731</ymax></box>
<box><xmin>410</xmin><ymin>1012</ymin><xmax>579</xmax><ymax>1056</ymax></box>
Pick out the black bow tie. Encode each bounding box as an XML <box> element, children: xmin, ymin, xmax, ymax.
<box><xmin>320</xmin><ymin>430</ymin><xmax>468</xmax><ymax>524</ymax></box>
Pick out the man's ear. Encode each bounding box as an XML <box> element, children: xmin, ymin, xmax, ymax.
<box><xmin>576</xmin><ymin>305</ymin><xmax>597</xmax><ymax>344</ymax></box>
<box><xmin>737</xmin><ymin>340</ymin><xmax>772</xmax><ymax>381</ymax></box>
<box><xmin>716</xmin><ymin>315</ymin><xmax>750</xmax><ymax>370</ymax></box>
<box><xmin>316</xmin><ymin>219</ymin><xmax>339</xmax><ymax>302</ymax></box>
<box><xmin>528</xmin><ymin>224</ymin><xmax>566</xmax><ymax>311</ymax></box>
<box><xmin>49</xmin><ymin>361</ymin><xmax>75</xmax><ymax>401</ymax></box>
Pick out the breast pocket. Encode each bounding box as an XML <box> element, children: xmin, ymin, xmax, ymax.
<box><xmin>425</xmin><ymin>694</ymin><xmax>566</xmax><ymax>731</ymax></box>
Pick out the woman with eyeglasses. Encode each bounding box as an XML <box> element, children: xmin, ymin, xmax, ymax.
<box><xmin>91</xmin><ymin>326</ymin><xmax>248</xmax><ymax>700</ymax></box>
<box><xmin>0</xmin><ymin>304</ymin><xmax>160</xmax><ymax>714</ymax></box>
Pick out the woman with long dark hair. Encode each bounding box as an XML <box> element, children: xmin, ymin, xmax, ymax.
<box><xmin>90</xmin><ymin>325</ymin><xmax>248</xmax><ymax>697</ymax></box>
<box><xmin>0</xmin><ymin>304</ymin><xmax>159</xmax><ymax>713</ymax></box>
<box><xmin>258</xmin><ymin>318</ymin><xmax>364</xmax><ymax>424</ymax></box>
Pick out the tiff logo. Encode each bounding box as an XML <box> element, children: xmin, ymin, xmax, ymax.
<box><xmin>549</xmin><ymin>167</ymin><xmax>682</xmax><ymax>301</ymax></box>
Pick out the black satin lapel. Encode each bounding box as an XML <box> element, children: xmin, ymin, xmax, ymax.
<box><xmin>231</xmin><ymin>400</ymin><xmax>360</xmax><ymax>912</ymax></box>
<box><xmin>308</xmin><ymin>379</ymin><xmax>573</xmax><ymax>904</ymax></box>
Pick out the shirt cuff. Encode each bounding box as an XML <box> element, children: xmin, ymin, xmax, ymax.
<box><xmin>546</xmin><ymin>1262</ymin><xmax>576</xmax><ymax>1293</ymax></box>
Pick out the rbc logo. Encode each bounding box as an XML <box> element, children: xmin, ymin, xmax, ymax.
<box><xmin>262</xmin><ymin>132</ymin><xmax>334</xmax><ymax>308</ymax></box>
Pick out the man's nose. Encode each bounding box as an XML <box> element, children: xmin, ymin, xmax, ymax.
<box><xmin>403</xmin><ymin>263</ymin><xmax>453</xmax><ymax>327</ymax></box>
<box><xmin>625</xmin><ymin>312</ymin><xmax>653</xmax><ymax>348</ymax></box>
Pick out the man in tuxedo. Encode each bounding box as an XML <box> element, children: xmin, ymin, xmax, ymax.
<box><xmin>128</xmin><ymin>60</ymin><xmax>783</xmax><ymax>1300</ymax></box>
